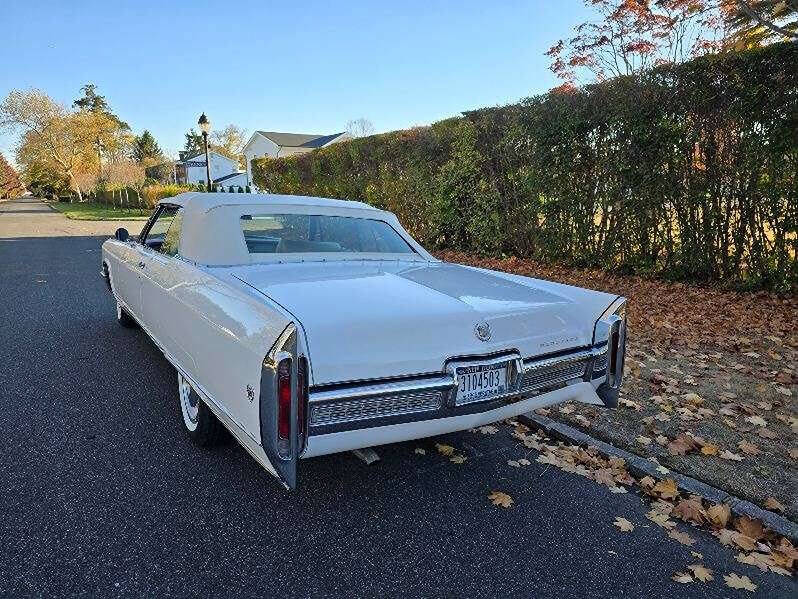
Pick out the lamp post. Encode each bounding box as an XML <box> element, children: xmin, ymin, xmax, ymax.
<box><xmin>198</xmin><ymin>112</ymin><xmax>212</xmax><ymax>191</ymax></box>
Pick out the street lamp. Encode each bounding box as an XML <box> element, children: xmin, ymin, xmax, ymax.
<box><xmin>198</xmin><ymin>112</ymin><xmax>212</xmax><ymax>191</ymax></box>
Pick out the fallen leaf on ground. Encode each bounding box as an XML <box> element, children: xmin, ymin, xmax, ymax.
<box><xmin>636</xmin><ymin>435</ymin><xmax>652</xmax><ymax>446</ymax></box>
<box><xmin>668</xmin><ymin>529</ymin><xmax>696</xmax><ymax>546</ymax></box>
<box><xmin>764</xmin><ymin>497</ymin><xmax>785</xmax><ymax>512</ymax></box>
<box><xmin>673</xmin><ymin>496</ymin><xmax>705</xmax><ymax>525</ymax></box>
<box><xmin>682</xmin><ymin>392</ymin><xmax>704</xmax><ymax>405</ymax></box>
<box><xmin>724</xmin><ymin>573</ymin><xmax>757</xmax><ymax>592</ymax></box>
<box><xmin>719</xmin><ymin>450</ymin><xmax>744</xmax><ymax>462</ymax></box>
<box><xmin>668</xmin><ymin>434</ymin><xmax>697</xmax><ymax>455</ymax></box>
<box><xmin>651</xmin><ymin>499</ymin><xmax>674</xmax><ymax>514</ymax></box>
<box><xmin>488</xmin><ymin>491</ymin><xmax>514</xmax><ymax>508</ymax></box>
<box><xmin>735</xmin><ymin>516</ymin><xmax>765</xmax><ymax>541</ymax></box>
<box><xmin>414</xmin><ymin>448</ymin><xmax>426</xmax><ymax>455</ymax></box>
<box><xmin>435</xmin><ymin>443</ymin><xmax>455</xmax><ymax>457</ymax></box>
<box><xmin>671</xmin><ymin>572</ymin><xmax>693</xmax><ymax>584</ymax></box>
<box><xmin>476</xmin><ymin>425</ymin><xmax>498</xmax><ymax>435</ymax></box>
<box><xmin>639</xmin><ymin>476</ymin><xmax>656</xmax><ymax>489</ymax></box>
<box><xmin>653</xmin><ymin>478</ymin><xmax>679</xmax><ymax>500</ymax></box>
<box><xmin>619</xmin><ymin>398</ymin><xmax>641</xmax><ymax>410</ymax></box>
<box><xmin>758</xmin><ymin>428</ymin><xmax>777</xmax><ymax>440</ymax></box>
<box><xmin>647</xmin><ymin>510</ymin><xmax>677</xmax><ymax>529</ymax></box>
<box><xmin>449</xmin><ymin>454</ymin><xmax>467</xmax><ymax>464</ymax></box>
<box><xmin>737</xmin><ymin>440</ymin><xmax>761</xmax><ymax>455</ymax></box>
<box><xmin>697</xmin><ymin>440</ymin><xmax>719</xmax><ymax>455</ymax></box>
<box><xmin>613</xmin><ymin>516</ymin><xmax>634</xmax><ymax>532</ymax></box>
<box><xmin>507</xmin><ymin>460</ymin><xmax>520</xmax><ymax>467</ymax></box>
<box><xmin>706</xmin><ymin>503</ymin><xmax>731</xmax><ymax>528</ymax></box>
<box><xmin>687</xmin><ymin>564</ymin><xmax>713</xmax><ymax>582</ymax></box>
<box><xmin>745</xmin><ymin>415</ymin><xmax>767</xmax><ymax>427</ymax></box>
<box><xmin>730</xmin><ymin>532</ymin><xmax>758</xmax><ymax>551</ymax></box>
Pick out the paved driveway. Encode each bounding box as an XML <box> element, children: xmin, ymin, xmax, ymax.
<box><xmin>0</xmin><ymin>198</ymin><xmax>794</xmax><ymax>597</ymax></box>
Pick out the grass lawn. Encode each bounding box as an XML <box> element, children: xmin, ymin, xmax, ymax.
<box><xmin>48</xmin><ymin>201</ymin><xmax>150</xmax><ymax>221</ymax></box>
<box><xmin>438</xmin><ymin>250</ymin><xmax>798</xmax><ymax>521</ymax></box>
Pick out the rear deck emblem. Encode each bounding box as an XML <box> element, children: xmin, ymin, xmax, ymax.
<box><xmin>475</xmin><ymin>322</ymin><xmax>492</xmax><ymax>342</ymax></box>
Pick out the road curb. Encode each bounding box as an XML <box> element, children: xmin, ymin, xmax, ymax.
<box><xmin>518</xmin><ymin>412</ymin><xmax>798</xmax><ymax>543</ymax></box>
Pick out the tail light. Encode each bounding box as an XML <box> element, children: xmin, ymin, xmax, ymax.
<box><xmin>277</xmin><ymin>357</ymin><xmax>292</xmax><ymax>443</ymax></box>
<box><xmin>276</xmin><ymin>355</ymin><xmax>308</xmax><ymax>457</ymax></box>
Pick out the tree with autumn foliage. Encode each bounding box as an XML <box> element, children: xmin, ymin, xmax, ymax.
<box><xmin>0</xmin><ymin>88</ymin><xmax>130</xmax><ymax>201</ymax></box>
<box><xmin>0</xmin><ymin>151</ymin><xmax>23</xmax><ymax>198</ymax></box>
<box><xmin>546</xmin><ymin>0</ymin><xmax>797</xmax><ymax>88</ymax></box>
<box><xmin>546</xmin><ymin>0</ymin><xmax>729</xmax><ymax>87</ymax></box>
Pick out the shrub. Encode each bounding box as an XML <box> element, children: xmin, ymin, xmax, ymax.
<box><xmin>140</xmin><ymin>184</ymin><xmax>195</xmax><ymax>208</ymax></box>
<box><xmin>252</xmin><ymin>43</ymin><xmax>798</xmax><ymax>291</ymax></box>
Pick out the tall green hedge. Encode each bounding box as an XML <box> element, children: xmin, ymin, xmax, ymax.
<box><xmin>253</xmin><ymin>43</ymin><xmax>798</xmax><ymax>291</ymax></box>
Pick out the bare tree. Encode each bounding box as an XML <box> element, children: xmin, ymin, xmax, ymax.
<box><xmin>346</xmin><ymin>118</ymin><xmax>375</xmax><ymax>138</ymax></box>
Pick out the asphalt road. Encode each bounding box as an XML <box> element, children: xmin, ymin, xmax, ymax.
<box><xmin>1</xmin><ymin>198</ymin><xmax>794</xmax><ymax>598</ymax></box>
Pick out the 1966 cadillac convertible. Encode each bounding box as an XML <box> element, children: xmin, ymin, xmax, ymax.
<box><xmin>102</xmin><ymin>192</ymin><xmax>626</xmax><ymax>489</ymax></box>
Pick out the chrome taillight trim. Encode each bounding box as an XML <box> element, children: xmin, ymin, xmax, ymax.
<box><xmin>605</xmin><ymin>315</ymin><xmax>626</xmax><ymax>389</ymax></box>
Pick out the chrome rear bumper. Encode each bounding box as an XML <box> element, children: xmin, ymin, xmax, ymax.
<box><xmin>307</xmin><ymin>344</ymin><xmax>618</xmax><ymax>436</ymax></box>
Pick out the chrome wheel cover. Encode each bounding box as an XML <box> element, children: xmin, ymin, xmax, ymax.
<box><xmin>178</xmin><ymin>372</ymin><xmax>199</xmax><ymax>431</ymax></box>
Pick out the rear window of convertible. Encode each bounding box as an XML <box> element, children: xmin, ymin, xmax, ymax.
<box><xmin>240</xmin><ymin>214</ymin><xmax>416</xmax><ymax>254</ymax></box>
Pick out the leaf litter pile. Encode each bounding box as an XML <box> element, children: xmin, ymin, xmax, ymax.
<box><xmin>496</xmin><ymin>421</ymin><xmax>795</xmax><ymax>590</ymax></box>
<box><xmin>437</xmin><ymin>251</ymin><xmax>798</xmax><ymax>523</ymax></box>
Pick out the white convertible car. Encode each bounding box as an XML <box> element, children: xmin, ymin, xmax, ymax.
<box><xmin>102</xmin><ymin>193</ymin><xmax>626</xmax><ymax>489</ymax></box>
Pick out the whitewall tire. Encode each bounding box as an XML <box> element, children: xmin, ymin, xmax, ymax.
<box><xmin>176</xmin><ymin>371</ymin><xmax>226</xmax><ymax>446</ymax></box>
<box><xmin>116</xmin><ymin>301</ymin><xmax>136</xmax><ymax>327</ymax></box>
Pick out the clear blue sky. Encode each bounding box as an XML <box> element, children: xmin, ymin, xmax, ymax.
<box><xmin>1</xmin><ymin>0</ymin><xmax>592</xmax><ymax>160</ymax></box>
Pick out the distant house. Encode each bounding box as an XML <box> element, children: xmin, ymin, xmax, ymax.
<box><xmin>242</xmin><ymin>131</ymin><xmax>350</xmax><ymax>188</ymax></box>
<box><xmin>175</xmin><ymin>150</ymin><xmax>248</xmax><ymax>190</ymax></box>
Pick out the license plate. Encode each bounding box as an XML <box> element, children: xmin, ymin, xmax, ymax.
<box><xmin>454</xmin><ymin>362</ymin><xmax>508</xmax><ymax>405</ymax></box>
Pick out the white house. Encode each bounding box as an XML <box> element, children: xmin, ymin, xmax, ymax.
<box><xmin>242</xmin><ymin>131</ymin><xmax>351</xmax><ymax>188</ymax></box>
<box><xmin>175</xmin><ymin>150</ymin><xmax>248</xmax><ymax>190</ymax></box>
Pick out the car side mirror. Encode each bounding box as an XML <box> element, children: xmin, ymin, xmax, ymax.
<box><xmin>114</xmin><ymin>227</ymin><xmax>129</xmax><ymax>242</ymax></box>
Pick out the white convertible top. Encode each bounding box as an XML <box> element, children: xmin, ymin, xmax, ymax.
<box><xmin>159</xmin><ymin>192</ymin><xmax>432</xmax><ymax>266</ymax></box>
<box><xmin>159</xmin><ymin>192</ymin><xmax>377</xmax><ymax>215</ymax></box>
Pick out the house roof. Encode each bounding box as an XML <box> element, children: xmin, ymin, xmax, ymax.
<box><xmin>255</xmin><ymin>131</ymin><xmax>348</xmax><ymax>149</ymax></box>
<box><xmin>178</xmin><ymin>149</ymin><xmax>237</xmax><ymax>164</ymax></box>
<box><xmin>213</xmin><ymin>171</ymin><xmax>246</xmax><ymax>184</ymax></box>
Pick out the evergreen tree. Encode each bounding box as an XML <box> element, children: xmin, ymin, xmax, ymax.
<box><xmin>183</xmin><ymin>128</ymin><xmax>204</xmax><ymax>157</ymax></box>
<box><xmin>132</xmin><ymin>130</ymin><xmax>162</xmax><ymax>163</ymax></box>
<box><xmin>73</xmin><ymin>83</ymin><xmax>129</xmax><ymax>129</ymax></box>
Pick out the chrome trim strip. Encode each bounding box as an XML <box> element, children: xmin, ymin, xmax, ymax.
<box><xmin>523</xmin><ymin>347</ymin><xmax>594</xmax><ymax>370</ymax></box>
<box><xmin>310</xmin><ymin>374</ymin><xmax>455</xmax><ymax>404</ymax></box>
